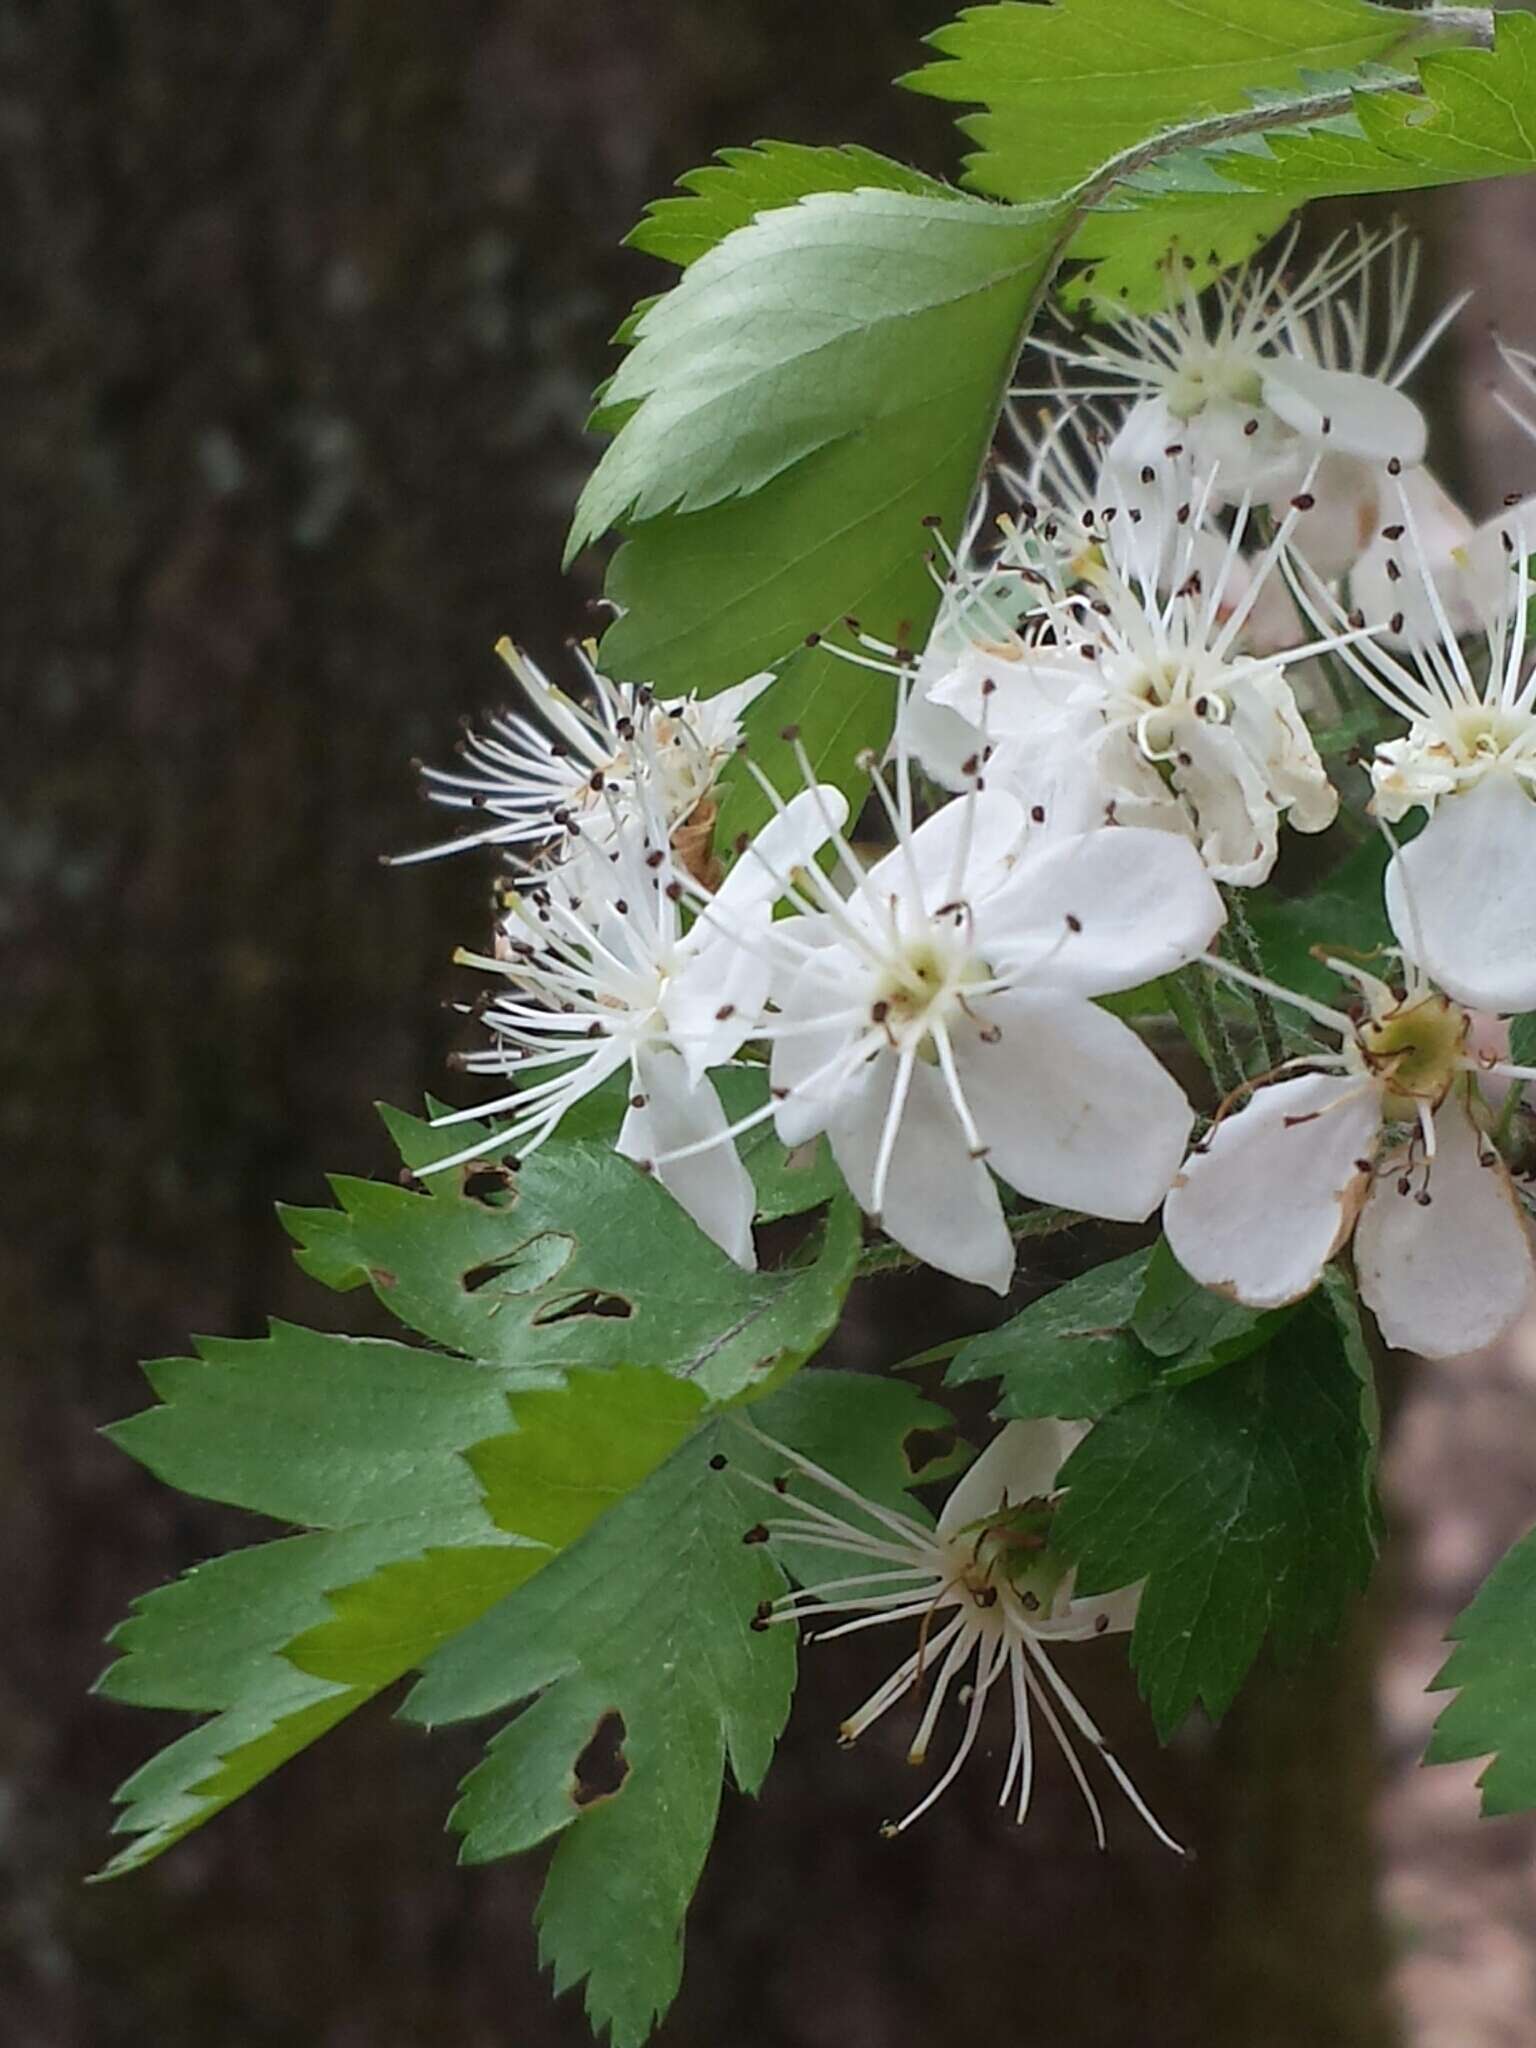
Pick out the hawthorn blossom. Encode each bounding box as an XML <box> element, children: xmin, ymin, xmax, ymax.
<box><xmin>750</xmin><ymin>1418</ymin><xmax>1180</xmax><ymax>1847</ymax></box>
<box><xmin>1164</xmin><ymin>952</ymin><xmax>1536</xmax><ymax>1358</ymax></box>
<box><xmin>1293</xmin><ymin>494</ymin><xmax>1536</xmax><ymax>1012</ymax></box>
<box><xmin>392</xmin><ymin>635</ymin><xmax>771</xmax><ymax>876</ymax></box>
<box><xmin>424</xmin><ymin>782</ymin><xmax>846</xmax><ymax>1267</ymax></box>
<box><xmin>1028</xmin><ymin>228</ymin><xmax>1454</xmax><ymax>580</ymax></box>
<box><xmin>765</xmin><ymin>749</ymin><xmax>1223</xmax><ymax>1290</ymax></box>
<box><xmin>923</xmin><ymin>487</ymin><xmax>1345</xmax><ymax>884</ymax></box>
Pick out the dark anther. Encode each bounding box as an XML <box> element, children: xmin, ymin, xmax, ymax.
<box><xmin>709</xmin><ymin>1453</ymin><xmax>729</xmax><ymax>1471</ymax></box>
<box><xmin>743</xmin><ymin>1524</ymin><xmax>770</xmax><ymax>1546</ymax></box>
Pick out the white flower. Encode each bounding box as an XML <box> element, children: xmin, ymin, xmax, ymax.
<box><xmin>926</xmin><ymin>491</ymin><xmax>1344</xmax><ymax>885</ymax></box>
<box><xmin>1164</xmin><ymin>953</ymin><xmax>1536</xmax><ymax>1359</ymax></box>
<box><xmin>751</xmin><ymin>1418</ymin><xmax>1180</xmax><ymax>1847</ymax></box>
<box><xmin>1293</xmin><ymin>492</ymin><xmax>1536</xmax><ymax>1012</ymax></box>
<box><xmin>423</xmin><ymin>783</ymin><xmax>847</xmax><ymax>1267</ymax></box>
<box><xmin>765</xmin><ymin>759</ymin><xmax>1223</xmax><ymax>1291</ymax></box>
<box><xmin>1028</xmin><ymin>228</ymin><xmax>1445</xmax><ymax>534</ymax></box>
<box><xmin>392</xmin><ymin>636</ymin><xmax>771</xmax><ymax>873</ymax></box>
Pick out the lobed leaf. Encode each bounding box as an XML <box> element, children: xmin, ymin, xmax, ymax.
<box><xmin>1428</xmin><ymin>1522</ymin><xmax>1536</xmax><ymax>1814</ymax></box>
<box><xmin>402</xmin><ymin>1370</ymin><xmax>951</xmax><ymax>2048</ymax></box>
<box><xmin>902</xmin><ymin>0</ymin><xmax>1448</xmax><ymax>203</ymax></box>
<box><xmin>281</xmin><ymin>1108</ymin><xmax>860</xmax><ymax>1402</ymax></box>
<box><xmin>1052</xmin><ymin>1303</ymin><xmax>1378</xmax><ymax>1736</ymax></box>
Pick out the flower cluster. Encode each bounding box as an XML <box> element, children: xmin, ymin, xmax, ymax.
<box><xmin>398</xmin><ymin>222</ymin><xmax>1536</xmax><ymax>1833</ymax></box>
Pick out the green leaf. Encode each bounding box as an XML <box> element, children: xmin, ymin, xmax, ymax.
<box><xmin>510</xmin><ymin>1070</ymin><xmax>845</xmax><ymax>1223</ymax></box>
<box><xmin>627</xmin><ymin>141</ymin><xmax>954</xmax><ymax>269</ymax></box>
<box><xmin>571</xmin><ymin>187</ymin><xmax>1063</xmax><ymax>826</ymax></box>
<box><xmin>903</xmin><ymin>0</ymin><xmax>1446</xmax><ymax>204</ymax></box>
<box><xmin>1204</xmin><ymin>11</ymin><xmax>1536</xmax><ymax>202</ymax></box>
<box><xmin>946</xmin><ymin>1248</ymin><xmax>1157</xmax><ymax>1418</ymax></box>
<box><xmin>1510</xmin><ymin>1012</ymin><xmax>1536</xmax><ymax>1071</ymax></box>
<box><xmin>281</xmin><ymin>1108</ymin><xmax>860</xmax><ymax>1402</ymax></box>
<box><xmin>1053</xmin><ymin>1303</ymin><xmax>1377</xmax><ymax>1735</ymax></box>
<box><xmin>570</xmin><ymin>191</ymin><xmax>1057</xmax><ymax>539</ymax></box>
<box><xmin>1133</xmin><ymin>1236</ymin><xmax>1297</xmax><ymax>1380</ymax></box>
<box><xmin>405</xmin><ymin>1369</ymin><xmax>945</xmax><ymax>2048</ymax></box>
<box><xmin>1061</xmin><ymin>189</ymin><xmax>1294</xmax><ymax>311</ymax></box>
<box><xmin>1320</xmin><ymin>1262</ymin><xmax>1383</xmax><ymax>1499</ymax></box>
<box><xmin>97</xmin><ymin>1325</ymin><xmax>554</xmax><ymax>1874</ymax></box>
<box><xmin>1428</xmin><ymin>1522</ymin><xmax>1536</xmax><ymax>1815</ymax></box>
<box><xmin>1243</xmin><ymin>834</ymin><xmax>1393</xmax><ymax>1005</ymax></box>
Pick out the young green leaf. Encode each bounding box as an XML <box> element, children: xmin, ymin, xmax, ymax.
<box><xmin>281</xmin><ymin>1110</ymin><xmax>860</xmax><ymax>1402</ymax></box>
<box><xmin>903</xmin><ymin>0</ymin><xmax>1453</xmax><ymax>204</ymax></box>
<box><xmin>1052</xmin><ymin>1304</ymin><xmax>1377</xmax><ymax>1735</ymax></box>
<box><xmin>1428</xmin><ymin>1522</ymin><xmax>1536</xmax><ymax>1815</ymax></box>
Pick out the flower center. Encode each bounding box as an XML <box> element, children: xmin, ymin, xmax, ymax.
<box><xmin>1443</xmin><ymin>703</ymin><xmax>1536</xmax><ymax>768</ymax></box>
<box><xmin>871</xmin><ymin>928</ymin><xmax>984</xmax><ymax>1056</ymax></box>
<box><xmin>953</xmin><ymin>1501</ymin><xmax>1071</xmax><ymax>1621</ymax></box>
<box><xmin>1163</xmin><ymin>349</ymin><xmax>1264</xmax><ymax>421</ymax></box>
<box><xmin>1355</xmin><ymin>990</ymin><xmax>1471</xmax><ymax>1114</ymax></box>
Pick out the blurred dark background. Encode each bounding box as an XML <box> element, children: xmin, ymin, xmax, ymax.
<box><xmin>6</xmin><ymin>5</ymin><xmax>1536</xmax><ymax>2045</ymax></box>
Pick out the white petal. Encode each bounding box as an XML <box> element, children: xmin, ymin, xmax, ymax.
<box><xmin>929</xmin><ymin>640</ymin><xmax>1085</xmax><ymax>737</ymax></box>
<box><xmin>862</xmin><ymin>787</ymin><xmax>1026</xmax><ymax>916</ymax></box>
<box><xmin>666</xmin><ymin>906</ymin><xmax>774</xmax><ymax>1084</ymax></box>
<box><xmin>938</xmin><ymin>1420</ymin><xmax>1085</xmax><ymax>1536</ymax></box>
<box><xmin>1274</xmin><ymin>452</ymin><xmax>1381</xmax><ymax>582</ymax></box>
<box><xmin>617</xmin><ymin>1048</ymin><xmax>757</xmax><ymax>1269</ymax></box>
<box><xmin>1386</xmin><ymin>775</ymin><xmax>1536</xmax><ymax>1013</ymax></box>
<box><xmin>670</xmin><ymin>783</ymin><xmax>851</xmax><ymax>1084</ymax></box>
<box><xmin>829</xmin><ymin>1056</ymin><xmax>1014</xmax><ymax>1293</ymax></box>
<box><xmin>1462</xmin><ymin>500</ymin><xmax>1535</xmax><ymax>616</ymax></box>
<box><xmin>1261</xmin><ymin>357</ymin><xmax>1428</xmax><ymax>467</ymax></box>
<box><xmin>694</xmin><ymin>668</ymin><xmax>776</xmax><ymax>735</ymax></box>
<box><xmin>709</xmin><ymin>783</ymin><xmax>850</xmax><ymax>924</ymax></box>
<box><xmin>1169</xmin><ymin>718</ymin><xmax>1281</xmax><ymax>886</ymax></box>
<box><xmin>1164</xmin><ymin>1072</ymin><xmax>1382</xmax><ymax>1308</ymax></box>
<box><xmin>1039</xmin><ymin>1581</ymin><xmax>1140</xmax><ymax>1642</ymax></box>
<box><xmin>954</xmin><ymin>991</ymin><xmax>1194</xmax><ymax>1222</ymax></box>
<box><xmin>1356</xmin><ymin>1096</ymin><xmax>1534</xmax><ymax>1360</ymax></box>
<box><xmin>1187</xmin><ymin>396</ymin><xmax>1308</xmax><ymax>500</ymax></box>
<box><xmin>1351</xmin><ymin>466</ymin><xmax>1478</xmax><ymax>644</ymax></box>
<box><xmin>1227</xmin><ymin>670</ymin><xmax>1338</xmax><ymax>835</ymax></box>
<box><xmin>976</xmin><ymin>827</ymin><xmax>1225</xmax><ymax>998</ymax></box>
<box><xmin>895</xmin><ymin>658</ymin><xmax>987</xmax><ymax>791</ymax></box>
<box><xmin>767</xmin><ymin>931</ymin><xmax>865</xmax><ymax>1146</ymax></box>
